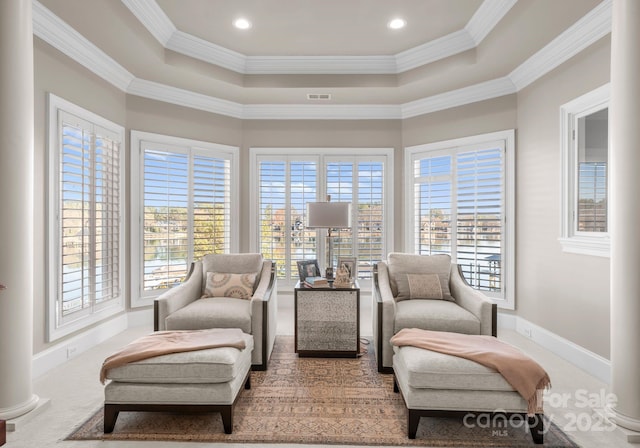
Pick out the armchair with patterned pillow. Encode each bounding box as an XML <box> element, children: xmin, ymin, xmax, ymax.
<box><xmin>373</xmin><ymin>253</ymin><xmax>496</xmax><ymax>373</ymax></box>
<box><xmin>154</xmin><ymin>253</ymin><xmax>277</xmax><ymax>370</ymax></box>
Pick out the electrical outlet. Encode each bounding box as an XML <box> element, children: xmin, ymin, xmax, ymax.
<box><xmin>66</xmin><ymin>346</ymin><xmax>78</xmax><ymax>359</ymax></box>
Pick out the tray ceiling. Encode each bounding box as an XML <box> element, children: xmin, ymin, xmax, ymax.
<box><xmin>35</xmin><ymin>0</ymin><xmax>609</xmax><ymax>118</ymax></box>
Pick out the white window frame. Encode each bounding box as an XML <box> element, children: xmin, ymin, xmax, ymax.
<box><xmin>130</xmin><ymin>131</ymin><xmax>239</xmax><ymax>308</ymax></box>
<box><xmin>47</xmin><ymin>93</ymin><xmax>126</xmax><ymax>341</ymax></box>
<box><xmin>559</xmin><ymin>84</ymin><xmax>610</xmax><ymax>257</ymax></box>
<box><xmin>249</xmin><ymin>148</ymin><xmax>394</xmax><ymax>291</ymax></box>
<box><xmin>404</xmin><ymin>130</ymin><xmax>515</xmax><ymax>309</ymax></box>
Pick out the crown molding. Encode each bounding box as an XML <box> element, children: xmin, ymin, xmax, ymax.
<box><xmin>127</xmin><ymin>79</ymin><xmax>244</xmax><ymax>118</ymax></box>
<box><xmin>120</xmin><ymin>0</ymin><xmax>515</xmax><ymax>75</ymax></box>
<box><xmin>401</xmin><ymin>77</ymin><xmax>517</xmax><ymax>119</ymax></box>
<box><xmin>245</xmin><ymin>56</ymin><xmax>398</xmax><ymax>75</ymax></box>
<box><xmin>167</xmin><ymin>31</ymin><xmax>398</xmax><ymax>75</ymax></box>
<box><xmin>466</xmin><ymin>0</ymin><xmax>518</xmax><ymax>44</ymax></box>
<box><xmin>32</xmin><ymin>0</ymin><xmax>135</xmax><ymax>91</ymax></box>
<box><xmin>120</xmin><ymin>0</ymin><xmax>175</xmax><ymax>45</ymax></box>
<box><xmin>166</xmin><ymin>30</ymin><xmax>247</xmax><ymax>73</ymax></box>
<box><xmin>395</xmin><ymin>29</ymin><xmax>476</xmax><ymax>73</ymax></box>
<box><xmin>509</xmin><ymin>0</ymin><xmax>611</xmax><ymax>90</ymax></box>
<box><xmin>34</xmin><ymin>0</ymin><xmax>611</xmax><ymax>120</ymax></box>
<box><xmin>243</xmin><ymin>104</ymin><xmax>401</xmax><ymax>120</ymax></box>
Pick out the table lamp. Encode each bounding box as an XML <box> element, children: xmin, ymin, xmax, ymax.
<box><xmin>306</xmin><ymin>196</ymin><xmax>351</xmax><ymax>279</ymax></box>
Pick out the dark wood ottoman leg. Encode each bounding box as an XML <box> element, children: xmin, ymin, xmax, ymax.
<box><xmin>220</xmin><ymin>405</ymin><xmax>233</xmax><ymax>434</ymax></box>
<box><xmin>408</xmin><ymin>409</ymin><xmax>420</xmax><ymax>439</ymax></box>
<box><xmin>393</xmin><ymin>376</ymin><xmax>399</xmax><ymax>393</ymax></box>
<box><xmin>529</xmin><ymin>413</ymin><xmax>544</xmax><ymax>444</ymax></box>
<box><xmin>103</xmin><ymin>404</ymin><xmax>120</xmax><ymax>433</ymax></box>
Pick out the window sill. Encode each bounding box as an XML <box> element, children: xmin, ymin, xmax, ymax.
<box><xmin>559</xmin><ymin>236</ymin><xmax>610</xmax><ymax>258</ymax></box>
<box><xmin>48</xmin><ymin>300</ymin><xmax>125</xmax><ymax>341</ymax></box>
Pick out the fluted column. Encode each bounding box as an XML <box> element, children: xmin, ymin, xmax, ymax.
<box><xmin>609</xmin><ymin>0</ymin><xmax>640</xmax><ymax>435</ymax></box>
<box><xmin>0</xmin><ymin>0</ymin><xmax>39</xmax><ymax>420</ymax></box>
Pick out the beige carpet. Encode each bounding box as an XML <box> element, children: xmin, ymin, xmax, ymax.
<box><xmin>68</xmin><ymin>336</ymin><xmax>578</xmax><ymax>447</ymax></box>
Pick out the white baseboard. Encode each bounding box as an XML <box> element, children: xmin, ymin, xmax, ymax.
<box><xmin>32</xmin><ymin>313</ymin><xmax>128</xmax><ymax>379</ymax></box>
<box><xmin>498</xmin><ymin>312</ymin><xmax>611</xmax><ymax>384</ymax></box>
<box><xmin>32</xmin><ymin>308</ymin><xmax>610</xmax><ymax>384</ymax></box>
<box><xmin>32</xmin><ymin>309</ymin><xmax>155</xmax><ymax>379</ymax></box>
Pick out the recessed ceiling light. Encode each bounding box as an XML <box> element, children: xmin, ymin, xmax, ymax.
<box><xmin>388</xmin><ymin>18</ymin><xmax>406</xmax><ymax>30</ymax></box>
<box><xmin>234</xmin><ymin>18</ymin><xmax>252</xmax><ymax>30</ymax></box>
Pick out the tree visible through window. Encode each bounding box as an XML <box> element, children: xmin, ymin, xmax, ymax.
<box><xmin>253</xmin><ymin>150</ymin><xmax>392</xmax><ymax>284</ymax></box>
<box><xmin>131</xmin><ymin>132</ymin><xmax>238</xmax><ymax>306</ymax></box>
<box><xmin>48</xmin><ymin>94</ymin><xmax>125</xmax><ymax>340</ymax></box>
<box><xmin>406</xmin><ymin>131</ymin><xmax>514</xmax><ymax>305</ymax></box>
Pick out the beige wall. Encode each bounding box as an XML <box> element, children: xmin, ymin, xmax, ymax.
<box><xmin>515</xmin><ymin>36</ymin><xmax>611</xmax><ymax>358</ymax></box>
<box><xmin>402</xmin><ymin>95</ymin><xmax>518</xmax><ymax>148</ymax></box>
<box><xmin>241</xmin><ymin>120</ymin><xmax>403</xmax><ymax>252</ymax></box>
<box><xmin>33</xmin><ymin>40</ymin><xmax>127</xmax><ymax>353</ymax></box>
<box><xmin>32</xmin><ymin>34</ymin><xmax>613</xmax><ymax>361</ymax></box>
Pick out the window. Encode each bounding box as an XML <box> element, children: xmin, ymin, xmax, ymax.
<box><xmin>560</xmin><ymin>84</ymin><xmax>610</xmax><ymax>257</ymax></box>
<box><xmin>47</xmin><ymin>94</ymin><xmax>125</xmax><ymax>340</ymax></box>
<box><xmin>405</xmin><ymin>130</ymin><xmax>515</xmax><ymax>308</ymax></box>
<box><xmin>327</xmin><ymin>159</ymin><xmax>385</xmax><ymax>280</ymax></box>
<box><xmin>131</xmin><ymin>131</ymin><xmax>239</xmax><ymax>307</ymax></box>
<box><xmin>250</xmin><ymin>148</ymin><xmax>393</xmax><ymax>288</ymax></box>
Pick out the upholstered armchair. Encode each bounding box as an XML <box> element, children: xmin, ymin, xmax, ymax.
<box><xmin>373</xmin><ymin>253</ymin><xmax>496</xmax><ymax>373</ymax></box>
<box><xmin>154</xmin><ymin>253</ymin><xmax>277</xmax><ymax>370</ymax></box>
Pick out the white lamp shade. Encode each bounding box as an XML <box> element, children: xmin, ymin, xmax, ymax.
<box><xmin>306</xmin><ymin>202</ymin><xmax>351</xmax><ymax>228</ymax></box>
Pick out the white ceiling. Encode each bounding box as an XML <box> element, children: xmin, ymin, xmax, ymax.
<box><xmin>35</xmin><ymin>0</ymin><xmax>609</xmax><ymax>119</ymax></box>
<box><xmin>155</xmin><ymin>0</ymin><xmax>482</xmax><ymax>56</ymax></box>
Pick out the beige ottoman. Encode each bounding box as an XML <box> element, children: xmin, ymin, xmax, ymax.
<box><xmin>393</xmin><ymin>345</ymin><xmax>544</xmax><ymax>444</ymax></box>
<box><xmin>103</xmin><ymin>332</ymin><xmax>253</xmax><ymax>434</ymax></box>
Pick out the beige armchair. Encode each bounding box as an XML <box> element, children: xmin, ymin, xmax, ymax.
<box><xmin>373</xmin><ymin>253</ymin><xmax>496</xmax><ymax>373</ymax></box>
<box><xmin>154</xmin><ymin>253</ymin><xmax>277</xmax><ymax>370</ymax></box>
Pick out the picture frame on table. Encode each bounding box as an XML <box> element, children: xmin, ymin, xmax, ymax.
<box><xmin>297</xmin><ymin>259</ymin><xmax>321</xmax><ymax>282</ymax></box>
<box><xmin>337</xmin><ymin>257</ymin><xmax>357</xmax><ymax>280</ymax></box>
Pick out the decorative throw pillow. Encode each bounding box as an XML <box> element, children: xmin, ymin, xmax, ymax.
<box><xmin>395</xmin><ymin>273</ymin><xmax>443</xmax><ymax>301</ymax></box>
<box><xmin>202</xmin><ymin>272</ymin><xmax>257</xmax><ymax>299</ymax></box>
<box><xmin>387</xmin><ymin>253</ymin><xmax>454</xmax><ymax>301</ymax></box>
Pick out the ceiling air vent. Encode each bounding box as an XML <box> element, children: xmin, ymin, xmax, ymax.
<box><xmin>307</xmin><ymin>93</ymin><xmax>331</xmax><ymax>100</ymax></box>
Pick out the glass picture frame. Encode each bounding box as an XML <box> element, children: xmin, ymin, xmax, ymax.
<box><xmin>337</xmin><ymin>257</ymin><xmax>357</xmax><ymax>280</ymax></box>
<box><xmin>297</xmin><ymin>259</ymin><xmax>321</xmax><ymax>282</ymax></box>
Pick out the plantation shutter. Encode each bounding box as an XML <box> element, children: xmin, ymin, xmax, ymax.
<box><xmin>326</xmin><ymin>162</ymin><xmax>354</xmax><ymax>263</ymax></box>
<box><xmin>413</xmin><ymin>155</ymin><xmax>453</xmax><ymax>255</ymax></box>
<box><xmin>412</xmin><ymin>142</ymin><xmax>505</xmax><ymax>295</ymax></box>
<box><xmin>576</xmin><ymin>162</ymin><xmax>607</xmax><ymax>232</ymax></box>
<box><xmin>192</xmin><ymin>153</ymin><xmax>232</xmax><ymax>258</ymax></box>
<box><xmin>59</xmin><ymin>111</ymin><xmax>121</xmax><ymax>323</ymax></box>
<box><xmin>326</xmin><ymin>160</ymin><xmax>385</xmax><ymax>279</ymax></box>
<box><xmin>289</xmin><ymin>161</ymin><xmax>318</xmax><ymax>278</ymax></box>
<box><xmin>355</xmin><ymin>161</ymin><xmax>384</xmax><ymax>279</ymax></box>
<box><xmin>258</xmin><ymin>159</ymin><xmax>317</xmax><ymax>280</ymax></box>
<box><xmin>142</xmin><ymin>147</ymin><xmax>189</xmax><ymax>291</ymax></box>
<box><xmin>456</xmin><ymin>146</ymin><xmax>504</xmax><ymax>292</ymax></box>
<box><xmin>141</xmin><ymin>146</ymin><xmax>233</xmax><ymax>293</ymax></box>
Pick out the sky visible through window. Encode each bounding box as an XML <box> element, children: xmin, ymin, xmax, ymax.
<box><xmin>414</xmin><ymin>147</ymin><xmax>503</xmax><ymax>292</ymax></box>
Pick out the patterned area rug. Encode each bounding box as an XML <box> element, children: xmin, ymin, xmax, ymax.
<box><xmin>68</xmin><ymin>336</ymin><xmax>578</xmax><ymax>447</ymax></box>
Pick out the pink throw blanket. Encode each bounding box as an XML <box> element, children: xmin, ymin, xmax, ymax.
<box><xmin>100</xmin><ymin>328</ymin><xmax>247</xmax><ymax>384</ymax></box>
<box><xmin>390</xmin><ymin>328</ymin><xmax>550</xmax><ymax>414</ymax></box>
